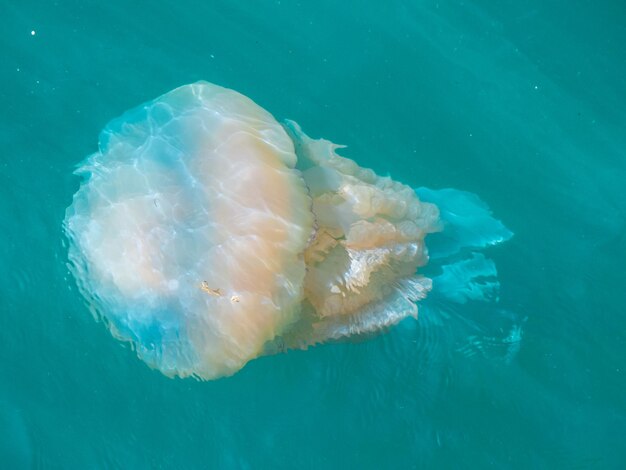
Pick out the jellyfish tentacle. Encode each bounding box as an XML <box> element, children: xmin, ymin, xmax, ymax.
<box><xmin>278</xmin><ymin>122</ymin><xmax>440</xmax><ymax>346</ymax></box>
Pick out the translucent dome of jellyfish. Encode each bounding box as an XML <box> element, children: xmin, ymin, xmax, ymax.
<box><xmin>64</xmin><ymin>81</ymin><xmax>516</xmax><ymax>380</ymax></box>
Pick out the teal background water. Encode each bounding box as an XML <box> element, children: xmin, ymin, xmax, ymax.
<box><xmin>2</xmin><ymin>1</ymin><xmax>625</xmax><ymax>468</ymax></box>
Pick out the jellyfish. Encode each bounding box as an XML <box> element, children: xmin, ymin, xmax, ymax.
<box><xmin>64</xmin><ymin>81</ymin><xmax>514</xmax><ymax>380</ymax></box>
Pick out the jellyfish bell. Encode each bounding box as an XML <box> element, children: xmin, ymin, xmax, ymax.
<box><xmin>64</xmin><ymin>81</ymin><xmax>513</xmax><ymax>380</ymax></box>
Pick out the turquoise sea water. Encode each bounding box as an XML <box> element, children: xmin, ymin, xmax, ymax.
<box><xmin>2</xmin><ymin>1</ymin><xmax>625</xmax><ymax>468</ymax></box>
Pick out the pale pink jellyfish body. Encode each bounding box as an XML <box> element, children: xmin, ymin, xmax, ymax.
<box><xmin>64</xmin><ymin>82</ymin><xmax>512</xmax><ymax>379</ymax></box>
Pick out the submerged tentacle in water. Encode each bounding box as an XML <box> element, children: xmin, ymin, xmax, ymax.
<box><xmin>416</xmin><ymin>187</ymin><xmax>521</xmax><ymax>364</ymax></box>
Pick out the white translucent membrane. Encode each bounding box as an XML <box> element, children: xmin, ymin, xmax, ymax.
<box><xmin>64</xmin><ymin>81</ymin><xmax>441</xmax><ymax>379</ymax></box>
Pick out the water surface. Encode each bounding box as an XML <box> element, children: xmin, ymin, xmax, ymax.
<box><xmin>1</xmin><ymin>1</ymin><xmax>625</xmax><ymax>468</ymax></box>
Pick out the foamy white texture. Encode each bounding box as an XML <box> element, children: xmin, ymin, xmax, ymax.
<box><xmin>65</xmin><ymin>82</ymin><xmax>439</xmax><ymax>379</ymax></box>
